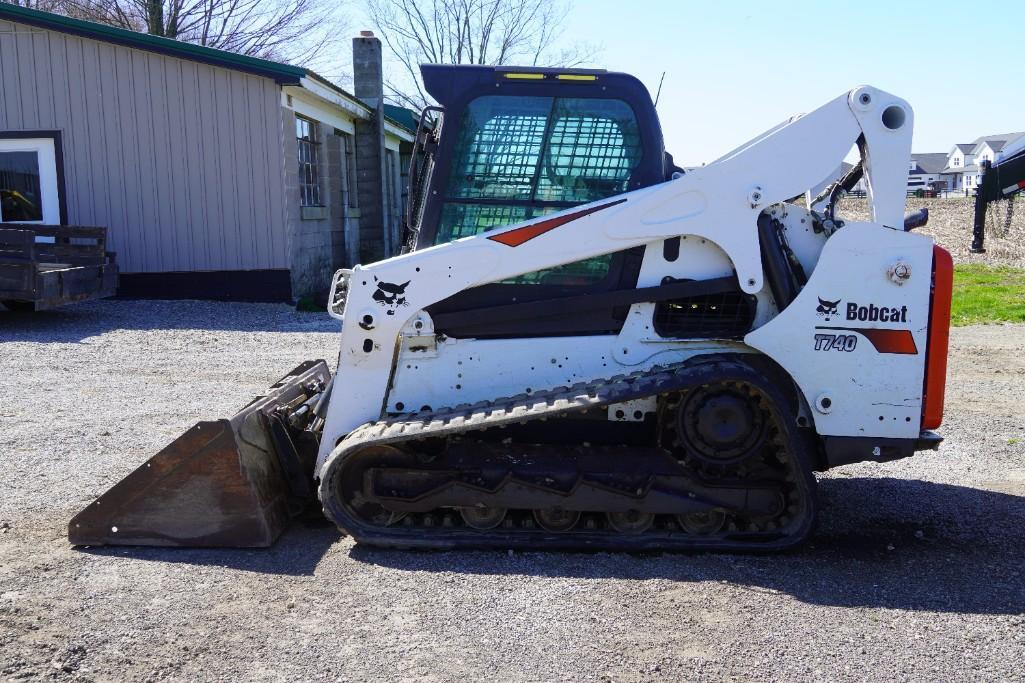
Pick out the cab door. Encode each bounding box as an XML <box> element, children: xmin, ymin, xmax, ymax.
<box><xmin>416</xmin><ymin>67</ymin><xmax>668</xmax><ymax>337</ymax></box>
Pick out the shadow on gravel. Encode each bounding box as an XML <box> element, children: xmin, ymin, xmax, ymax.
<box><xmin>349</xmin><ymin>476</ymin><xmax>1025</xmax><ymax>616</ymax></box>
<box><xmin>78</xmin><ymin>521</ymin><xmax>342</xmax><ymax>576</ymax></box>
<box><xmin>0</xmin><ymin>300</ymin><xmax>334</xmax><ymax>344</ymax></box>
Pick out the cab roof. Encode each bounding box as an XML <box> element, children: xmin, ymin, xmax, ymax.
<box><xmin>420</xmin><ymin>63</ymin><xmax>653</xmax><ymax>109</ymax></box>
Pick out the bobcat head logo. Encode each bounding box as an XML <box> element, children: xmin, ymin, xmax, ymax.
<box><xmin>372</xmin><ymin>277</ymin><xmax>411</xmax><ymax>315</ymax></box>
<box><xmin>816</xmin><ymin>297</ymin><xmax>840</xmax><ymax>321</ymax></box>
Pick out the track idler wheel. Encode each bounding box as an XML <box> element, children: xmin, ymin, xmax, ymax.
<box><xmin>329</xmin><ymin>444</ymin><xmax>418</xmax><ymax>527</ymax></box>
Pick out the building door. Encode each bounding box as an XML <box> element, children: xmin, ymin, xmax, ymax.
<box><xmin>0</xmin><ymin>136</ymin><xmax>62</xmax><ymax>224</ymax></box>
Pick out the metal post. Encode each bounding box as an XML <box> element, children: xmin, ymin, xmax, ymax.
<box><xmin>970</xmin><ymin>159</ymin><xmax>989</xmax><ymax>253</ymax></box>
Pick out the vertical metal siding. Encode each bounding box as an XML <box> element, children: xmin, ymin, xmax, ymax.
<box><xmin>0</xmin><ymin>20</ymin><xmax>288</xmax><ymax>272</ymax></box>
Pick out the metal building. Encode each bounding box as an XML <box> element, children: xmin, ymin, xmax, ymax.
<box><xmin>0</xmin><ymin>4</ymin><xmax>414</xmax><ymax>300</ymax></box>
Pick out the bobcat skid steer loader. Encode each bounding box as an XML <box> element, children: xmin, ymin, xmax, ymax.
<box><xmin>70</xmin><ymin>65</ymin><xmax>952</xmax><ymax>552</ymax></box>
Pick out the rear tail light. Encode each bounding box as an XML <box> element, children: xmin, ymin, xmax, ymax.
<box><xmin>922</xmin><ymin>246</ymin><xmax>953</xmax><ymax>429</ymax></box>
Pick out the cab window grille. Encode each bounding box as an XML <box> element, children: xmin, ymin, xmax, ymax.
<box><xmin>536</xmin><ymin>98</ymin><xmax>642</xmax><ymax>203</ymax></box>
<box><xmin>436</xmin><ymin>95</ymin><xmax>642</xmax><ymax>286</ymax></box>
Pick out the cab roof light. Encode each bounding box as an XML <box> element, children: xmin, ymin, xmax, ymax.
<box><xmin>555</xmin><ymin>74</ymin><xmax>598</xmax><ymax>81</ymax></box>
<box><xmin>503</xmin><ymin>72</ymin><xmax>546</xmax><ymax>80</ymax></box>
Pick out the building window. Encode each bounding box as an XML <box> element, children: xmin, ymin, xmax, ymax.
<box><xmin>953</xmin><ymin>157</ymin><xmax>960</xmax><ymax>167</ymax></box>
<box><xmin>296</xmin><ymin>117</ymin><xmax>321</xmax><ymax>206</ymax></box>
<box><xmin>0</xmin><ymin>132</ymin><xmax>66</xmax><ymax>224</ymax></box>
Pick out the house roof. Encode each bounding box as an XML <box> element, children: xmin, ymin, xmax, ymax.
<box><xmin>911</xmin><ymin>153</ymin><xmax>948</xmax><ymax>175</ymax></box>
<box><xmin>954</xmin><ymin>143</ymin><xmax>975</xmax><ymax>154</ymax></box>
<box><xmin>0</xmin><ymin>2</ymin><xmax>306</xmax><ymax>83</ymax></box>
<box><xmin>942</xmin><ymin>164</ymin><xmax>979</xmax><ymax>174</ymax></box>
<box><xmin>971</xmin><ymin>132</ymin><xmax>1025</xmax><ymax>155</ymax></box>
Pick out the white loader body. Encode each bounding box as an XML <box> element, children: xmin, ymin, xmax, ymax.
<box><xmin>318</xmin><ymin>86</ymin><xmax>935</xmax><ymax>470</ymax></box>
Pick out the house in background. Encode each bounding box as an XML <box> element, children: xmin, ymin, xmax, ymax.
<box><xmin>941</xmin><ymin>133</ymin><xmax>1025</xmax><ymax>194</ymax></box>
<box><xmin>0</xmin><ymin>4</ymin><xmax>415</xmax><ymax>301</ymax></box>
<box><xmin>940</xmin><ymin>143</ymin><xmax>976</xmax><ymax>193</ymax></box>
<box><xmin>907</xmin><ymin>153</ymin><xmax>948</xmax><ymax>192</ymax></box>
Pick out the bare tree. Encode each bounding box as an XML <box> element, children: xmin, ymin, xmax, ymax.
<box><xmin>27</xmin><ymin>0</ymin><xmax>344</xmax><ymax>67</ymax></box>
<box><xmin>4</xmin><ymin>0</ymin><xmax>66</xmax><ymax>10</ymax></box>
<box><xmin>365</xmin><ymin>0</ymin><xmax>596</xmax><ymax>110</ymax></box>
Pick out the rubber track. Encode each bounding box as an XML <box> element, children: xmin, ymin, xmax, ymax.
<box><xmin>318</xmin><ymin>356</ymin><xmax>817</xmax><ymax>552</ymax></box>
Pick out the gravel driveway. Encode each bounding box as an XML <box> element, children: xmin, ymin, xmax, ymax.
<box><xmin>1</xmin><ymin>301</ymin><xmax>1023</xmax><ymax>682</ymax></box>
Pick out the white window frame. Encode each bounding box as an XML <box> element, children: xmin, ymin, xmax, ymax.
<box><xmin>296</xmin><ymin>116</ymin><xmax>322</xmax><ymax>207</ymax></box>
<box><xmin>0</xmin><ymin>134</ymin><xmax>63</xmax><ymax>224</ymax></box>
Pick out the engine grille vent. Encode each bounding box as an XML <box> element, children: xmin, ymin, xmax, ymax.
<box><xmin>653</xmin><ymin>280</ymin><xmax>757</xmax><ymax>339</ymax></box>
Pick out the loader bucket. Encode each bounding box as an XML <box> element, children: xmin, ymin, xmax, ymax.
<box><xmin>69</xmin><ymin>360</ymin><xmax>331</xmax><ymax>548</ymax></box>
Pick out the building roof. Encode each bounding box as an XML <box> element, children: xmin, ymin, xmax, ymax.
<box><xmin>971</xmin><ymin>132</ymin><xmax>1025</xmax><ymax>154</ymax></box>
<box><xmin>384</xmin><ymin>104</ymin><xmax>422</xmax><ymax>134</ymax></box>
<box><xmin>954</xmin><ymin>143</ymin><xmax>975</xmax><ymax>154</ymax></box>
<box><xmin>301</xmin><ymin>71</ymin><xmax>416</xmax><ymax>137</ymax></box>
<box><xmin>911</xmin><ymin>153</ymin><xmax>948</xmax><ymax>175</ymax></box>
<box><xmin>0</xmin><ymin>2</ymin><xmax>305</xmax><ymax>83</ymax></box>
<box><xmin>0</xmin><ymin>3</ymin><xmax>418</xmax><ymax>138</ymax></box>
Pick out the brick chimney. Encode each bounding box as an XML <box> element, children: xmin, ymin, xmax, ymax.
<box><xmin>352</xmin><ymin>30</ymin><xmax>387</xmax><ymax>262</ymax></box>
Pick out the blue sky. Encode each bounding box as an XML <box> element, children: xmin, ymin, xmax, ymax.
<box><xmin>562</xmin><ymin>0</ymin><xmax>1025</xmax><ymax>164</ymax></box>
<box><xmin>355</xmin><ymin>0</ymin><xmax>1025</xmax><ymax>166</ymax></box>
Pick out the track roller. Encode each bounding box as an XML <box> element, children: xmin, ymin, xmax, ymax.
<box><xmin>534</xmin><ymin>508</ymin><xmax>580</xmax><ymax>532</ymax></box>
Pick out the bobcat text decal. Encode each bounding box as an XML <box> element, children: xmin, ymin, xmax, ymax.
<box><xmin>814</xmin><ymin>296</ymin><xmax>917</xmax><ymax>354</ymax></box>
<box><xmin>845</xmin><ymin>301</ymin><xmax>908</xmax><ymax>323</ymax></box>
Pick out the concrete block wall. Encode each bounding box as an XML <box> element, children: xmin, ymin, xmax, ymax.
<box><xmin>324</xmin><ymin>131</ymin><xmax>347</xmax><ymax>270</ymax></box>
<box><xmin>354</xmin><ymin>116</ymin><xmax>386</xmax><ymax>262</ymax></box>
<box><xmin>283</xmin><ymin>107</ymin><xmax>349</xmax><ymax>299</ymax></box>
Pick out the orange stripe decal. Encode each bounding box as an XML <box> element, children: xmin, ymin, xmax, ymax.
<box><xmin>857</xmin><ymin>328</ymin><xmax>919</xmax><ymax>355</ymax></box>
<box><xmin>816</xmin><ymin>326</ymin><xmax>919</xmax><ymax>354</ymax></box>
<box><xmin>487</xmin><ymin>198</ymin><xmax>627</xmax><ymax>247</ymax></box>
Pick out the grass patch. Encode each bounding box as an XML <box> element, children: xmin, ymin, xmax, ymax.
<box><xmin>294</xmin><ymin>295</ymin><xmax>326</xmax><ymax>313</ymax></box>
<box><xmin>951</xmin><ymin>264</ymin><xmax>1025</xmax><ymax>326</ymax></box>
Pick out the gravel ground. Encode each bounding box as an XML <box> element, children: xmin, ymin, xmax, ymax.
<box><xmin>2</xmin><ymin>300</ymin><xmax>1024</xmax><ymax>682</ymax></box>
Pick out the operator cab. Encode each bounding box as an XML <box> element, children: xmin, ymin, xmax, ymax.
<box><xmin>407</xmin><ymin>64</ymin><xmax>678</xmax><ymax>337</ymax></box>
